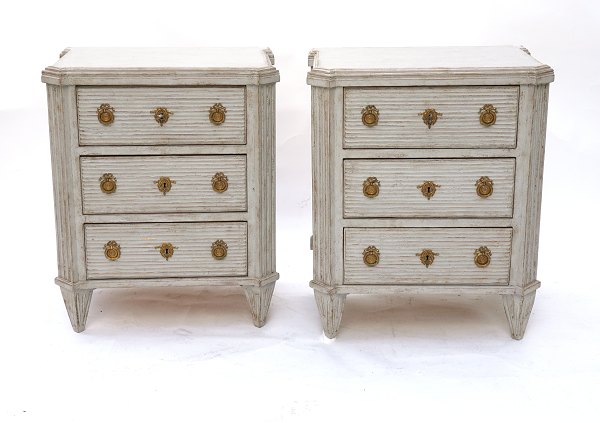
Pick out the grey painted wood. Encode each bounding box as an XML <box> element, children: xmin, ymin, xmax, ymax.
<box><xmin>344</xmin><ymin>86</ymin><xmax>518</xmax><ymax>149</ymax></box>
<box><xmin>80</xmin><ymin>155</ymin><xmax>247</xmax><ymax>214</ymax></box>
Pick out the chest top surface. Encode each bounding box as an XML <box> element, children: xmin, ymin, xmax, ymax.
<box><xmin>42</xmin><ymin>47</ymin><xmax>279</xmax><ymax>86</ymax></box>
<box><xmin>307</xmin><ymin>46</ymin><xmax>553</xmax><ymax>87</ymax></box>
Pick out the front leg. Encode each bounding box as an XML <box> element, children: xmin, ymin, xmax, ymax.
<box><xmin>502</xmin><ymin>291</ymin><xmax>536</xmax><ymax>340</ymax></box>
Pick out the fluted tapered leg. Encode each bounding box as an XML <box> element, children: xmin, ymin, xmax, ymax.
<box><xmin>243</xmin><ymin>282</ymin><xmax>276</xmax><ymax>328</ymax></box>
<box><xmin>503</xmin><ymin>291</ymin><xmax>536</xmax><ymax>340</ymax></box>
<box><xmin>314</xmin><ymin>290</ymin><xmax>347</xmax><ymax>339</ymax></box>
<box><xmin>60</xmin><ymin>286</ymin><xmax>93</xmax><ymax>333</ymax></box>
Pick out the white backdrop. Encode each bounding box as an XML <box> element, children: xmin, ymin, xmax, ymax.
<box><xmin>1</xmin><ymin>0</ymin><xmax>599</xmax><ymax>421</ymax></box>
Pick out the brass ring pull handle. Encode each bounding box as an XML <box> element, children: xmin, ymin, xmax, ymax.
<box><xmin>209</xmin><ymin>103</ymin><xmax>227</xmax><ymax>125</ymax></box>
<box><xmin>363</xmin><ymin>176</ymin><xmax>380</xmax><ymax>198</ymax></box>
<box><xmin>480</xmin><ymin>104</ymin><xmax>497</xmax><ymax>126</ymax></box>
<box><xmin>104</xmin><ymin>241</ymin><xmax>121</xmax><ymax>261</ymax></box>
<box><xmin>361</xmin><ymin>105</ymin><xmax>379</xmax><ymax>127</ymax></box>
<box><xmin>417</xmin><ymin>249</ymin><xmax>438</xmax><ymax>268</ymax></box>
<box><xmin>363</xmin><ymin>246</ymin><xmax>380</xmax><ymax>267</ymax></box>
<box><xmin>99</xmin><ymin>173</ymin><xmax>117</xmax><ymax>194</ymax></box>
<box><xmin>419</xmin><ymin>108</ymin><xmax>442</xmax><ymax>129</ymax></box>
<box><xmin>474</xmin><ymin>246</ymin><xmax>492</xmax><ymax>268</ymax></box>
<box><xmin>211</xmin><ymin>240</ymin><xmax>228</xmax><ymax>260</ymax></box>
<box><xmin>97</xmin><ymin>104</ymin><xmax>115</xmax><ymax>125</ymax></box>
<box><xmin>476</xmin><ymin>176</ymin><xmax>494</xmax><ymax>198</ymax></box>
<box><xmin>155</xmin><ymin>242</ymin><xmax>177</xmax><ymax>261</ymax></box>
<box><xmin>154</xmin><ymin>176</ymin><xmax>175</xmax><ymax>195</ymax></box>
<box><xmin>151</xmin><ymin>107</ymin><xmax>172</xmax><ymax>126</ymax></box>
<box><xmin>212</xmin><ymin>172</ymin><xmax>229</xmax><ymax>193</ymax></box>
<box><xmin>417</xmin><ymin>181</ymin><xmax>440</xmax><ymax>199</ymax></box>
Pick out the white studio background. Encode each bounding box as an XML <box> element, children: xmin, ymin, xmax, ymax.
<box><xmin>1</xmin><ymin>0</ymin><xmax>599</xmax><ymax>421</ymax></box>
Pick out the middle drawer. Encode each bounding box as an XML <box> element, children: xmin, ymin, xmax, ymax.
<box><xmin>81</xmin><ymin>155</ymin><xmax>247</xmax><ymax>214</ymax></box>
<box><xmin>344</xmin><ymin>158</ymin><xmax>515</xmax><ymax>218</ymax></box>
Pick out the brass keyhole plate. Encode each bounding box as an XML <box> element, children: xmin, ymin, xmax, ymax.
<box><xmin>417</xmin><ymin>181</ymin><xmax>440</xmax><ymax>199</ymax></box>
<box><xmin>154</xmin><ymin>176</ymin><xmax>175</xmax><ymax>195</ymax></box>
<box><xmin>155</xmin><ymin>242</ymin><xmax>177</xmax><ymax>260</ymax></box>
<box><xmin>417</xmin><ymin>249</ymin><xmax>438</xmax><ymax>268</ymax></box>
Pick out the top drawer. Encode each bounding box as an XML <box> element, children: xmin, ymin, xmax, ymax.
<box><xmin>77</xmin><ymin>87</ymin><xmax>246</xmax><ymax>146</ymax></box>
<box><xmin>344</xmin><ymin>86</ymin><xmax>518</xmax><ymax>149</ymax></box>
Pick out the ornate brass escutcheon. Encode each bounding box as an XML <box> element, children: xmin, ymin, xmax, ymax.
<box><xmin>97</xmin><ymin>104</ymin><xmax>115</xmax><ymax>125</ymax></box>
<box><xmin>104</xmin><ymin>240</ymin><xmax>121</xmax><ymax>261</ymax></box>
<box><xmin>155</xmin><ymin>242</ymin><xmax>177</xmax><ymax>261</ymax></box>
<box><xmin>419</xmin><ymin>108</ymin><xmax>442</xmax><ymax>129</ymax></box>
<box><xmin>417</xmin><ymin>249</ymin><xmax>438</xmax><ymax>268</ymax></box>
<box><xmin>479</xmin><ymin>104</ymin><xmax>497</xmax><ymax>126</ymax></box>
<box><xmin>363</xmin><ymin>246</ymin><xmax>380</xmax><ymax>267</ymax></box>
<box><xmin>474</xmin><ymin>246</ymin><xmax>492</xmax><ymax>268</ymax></box>
<box><xmin>212</xmin><ymin>172</ymin><xmax>229</xmax><ymax>193</ymax></box>
<box><xmin>417</xmin><ymin>181</ymin><xmax>440</xmax><ymax>199</ymax></box>
<box><xmin>363</xmin><ymin>176</ymin><xmax>380</xmax><ymax>198</ymax></box>
<box><xmin>151</xmin><ymin>107</ymin><xmax>172</xmax><ymax>126</ymax></box>
<box><xmin>211</xmin><ymin>240</ymin><xmax>228</xmax><ymax>260</ymax></box>
<box><xmin>209</xmin><ymin>103</ymin><xmax>227</xmax><ymax>125</ymax></box>
<box><xmin>476</xmin><ymin>176</ymin><xmax>494</xmax><ymax>198</ymax></box>
<box><xmin>154</xmin><ymin>176</ymin><xmax>175</xmax><ymax>195</ymax></box>
<box><xmin>361</xmin><ymin>105</ymin><xmax>379</xmax><ymax>127</ymax></box>
<box><xmin>99</xmin><ymin>173</ymin><xmax>117</xmax><ymax>194</ymax></box>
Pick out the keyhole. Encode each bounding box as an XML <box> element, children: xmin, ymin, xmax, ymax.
<box><xmin>427</xmin><ymin>186</ymin><xmax>431</xmax><ymax>193</ymax></box>
<box><xmin>426</xmin><ymin>254</ymin><xmax>430</xmax><ymax>261</ymax></box>
<box><xmin>166</xmin><ymin>248</ymin><xmax>170</xmax><ymax>255</ymax></box>
<box><xmin>163</xmin><ymin>182</ymin><xmax>167</xmax><ymax>189</ymax></box>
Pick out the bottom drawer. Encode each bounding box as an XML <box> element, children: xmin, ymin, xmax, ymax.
<box><xmin>344</xmin><ymin>227</ymin><xmax>512</xmax><ymax>285</ymax></box>
<box><xmin>85</xmin><ymin>222</ymin><xmax>247</xmax><ymax>280</ymax></box>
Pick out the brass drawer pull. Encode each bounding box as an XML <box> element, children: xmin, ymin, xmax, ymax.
<box><xmin>104</xmin><ymin>240</ymin><xmax>121</xmax><ymax>261</ymax></box>
<box><xmin>480</xmin><ymin>104</ymin><xmax>497</xmax><ymax>126</ymax></box>
<box><xmin>151</xmin><ymin>107</ymin><xmax>172</xmax><ymax>126</ymax></box>
<box><xmin>361</xmin><ymin>105</ymin><xmax>379</xmax><ymax>127</ymax></box>
<box><xmin>154</xmin><ymin>176</ymin><xmax>175</xmax><ymax>195</ymax></box>
<box><xmin>155</xmin><ymin>242</ymin><xmax>177</xmax><ymax>261</ymax></box>
<box><xmin>97</xmin><ymin>104</ymin><xmax>115</xmax><ymax>125</ymax></box>
<box><xmin>476</xmin><ymin>176</ymin><xmax>494</xmax><ymax>198</ymax></box>
<box><xmin>474</xmin><ymin>246</ymin><xmax>492</xmax><ymax>268</ymax></box>
<box><xmin>418</xmin><ymin>181</ymin><xmax>440</xmax><ymax>199</ymax></box>
<box><xmin>212</xmin><ymin>172</ymin><xmax>229</xmax><ymax>193</ymax></box>
<box><xmin>99</xmin><ymin>173</ymin><xmax>117</xmax><ymax>194</ymax></box>
<box><xmin>417</xmin><ymin>249</ymin><xmax>438</xmax><ymax>268</ymax></box>
<box><xmin>363</xmin><ymin>246</ymin><xmax>380</xmax><ymax>266</ymax></box>
<box><xmin>419</xmin><ymin>108</ymin><xmax>442</xmax><ymax>129</ymax></box>
<box><xmin>211</xmin><ymin>240</ymin><xmax>228</xmax><ymax>260</ymax></box>
<box><xmin>363</xmin><ymin>176</ymin><xmax>380</xmax><ymax>198</ymax></box>
<box><xmin>209</xmin><ymin>103</ymin><xmax>227</xmax><ymax>125</ymax></box>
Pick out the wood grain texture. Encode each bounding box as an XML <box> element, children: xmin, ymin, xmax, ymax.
<box><xmin>344</xmin><ymin>227</ymin><xmax>512</xmax><ymax>285</ymax></box>
<box><xmin>85</xmin><ymin>222</ymin><xmax>247</xmax><ymax>280</ymax></box>
<box><xmin>80</xmin><ymin>155</ymin><xmax>247</xmax><ymax>214</ymax></box>
<box><xmin>77</xmin><ymin>87</ymin><xmax>246</xmax><ymax>145</ymax></box>
<box><xmin>343</xmin><ymin>158</ymin><xmax>515</xmax><ymax>218</ymax></box>
<box><xmin>344</xmin><ymin>86</ymin><xmax>518</xmax><ymax>149</ymax></box>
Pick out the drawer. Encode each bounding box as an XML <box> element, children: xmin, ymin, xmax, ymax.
<box><xmin>77</xmin><ymin>87</ymin><xmax>246</xmax><ymax>145</ymax></box>
<box><xmin>344</xmin><ymin>86</ymin><xmax>518</xmax><ymax>149</ymax></box>
<box><xmin>344</xmin><ymin>159</ymin><xmax>515</xmax><ymax>218</ymax></box>
<box><xmin>81</xmin><ymin>155</ymin><xmax>247</xmax><ymax>214</ymax></box>
<box><xmin>85</xmin><ymin>222</ymin><xmax>247</xmax><ymax>280</ymax></box>
<box><xmin>344</xmin><ymin>227</ymin><xmax>512</xmax><ymax>285</ymax></box>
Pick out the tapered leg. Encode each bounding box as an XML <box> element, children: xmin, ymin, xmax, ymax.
<box><xmin>60</xmin><ymin>286</ymin><xmax>93</xmax><ymax>333</ymax></box>
<box><xmin>243</xmin><ymin>282</ymin><xmax>276</xmax><ymax>328</ymax></box>
<box><xmin>503</xmin><ymin>291</ymin><xmax>536</xmax><ymax>340</ymax></box>
<box><xmin>314</xmin><ymin>290</ymin><xmax>347</xmax><ymax>339</ymax></box>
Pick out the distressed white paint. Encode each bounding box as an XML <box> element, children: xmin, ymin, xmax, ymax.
<box><xmin>308</xmin><ymin>46</ymin><xmax>553</xmax><ymax>339</ymax></box>
<box><xmin>43</xmin><ymin>47</ymin><xmax>279</xmax><ymax>331</ymax></box>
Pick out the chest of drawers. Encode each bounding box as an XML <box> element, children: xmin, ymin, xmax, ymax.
<box><xmin>307</xmin><ymin>46</ymin><xmax>553</xmax><ymax>339</ymax></box>
<box><xmin>42</xmin><ymin>47</ymin><xmax>279</xmax><ymax>332</ymax></box>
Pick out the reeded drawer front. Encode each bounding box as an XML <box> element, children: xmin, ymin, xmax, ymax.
<box><xmin>77</xmin><ymin>87</ymin><xmax>246</xmax><ymax>145</ymax></box>
<box><xmin>85</xmin><ymin>222</ymin><xmax>247</xmax><ymax>280</ymax></box>
<box><xmin>344</xmin><ymin>227</ymin><xmax>512</xmax><ymax>285</ymax></box>
<box><xmin>344</xmin><ymin>159</ymin><xmax>515</xmax><ymax>218</ymax></box>
<box><xmin>344</xmin><ymin>86</ymin><xmax>518</xmax><ymax>149</ymax></box>
<box><xmin>81</xmin><ymin>155</ymin><xmax>247</xmax><ymax>214</ymax></box>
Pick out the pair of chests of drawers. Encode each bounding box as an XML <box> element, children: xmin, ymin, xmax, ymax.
<box><xmin>77</xmin><ymin>87</ymin><xmax>248</xmax><ymax>281</ymax></box>
<box><xmin>341</xmin><ymin>86</ymin><xmax>519</xmax><ymax>285</ymax></box>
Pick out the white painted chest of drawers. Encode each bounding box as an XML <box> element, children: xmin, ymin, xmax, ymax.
<box><xmin>42</xmin><ymin>47</ymin><xmax>279</xmax><ymax>332</ymax></box>
<box><xmin>307</xmin><ymin>46</ymin><xmax>553</xmax><ymax>339</ymax></box>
